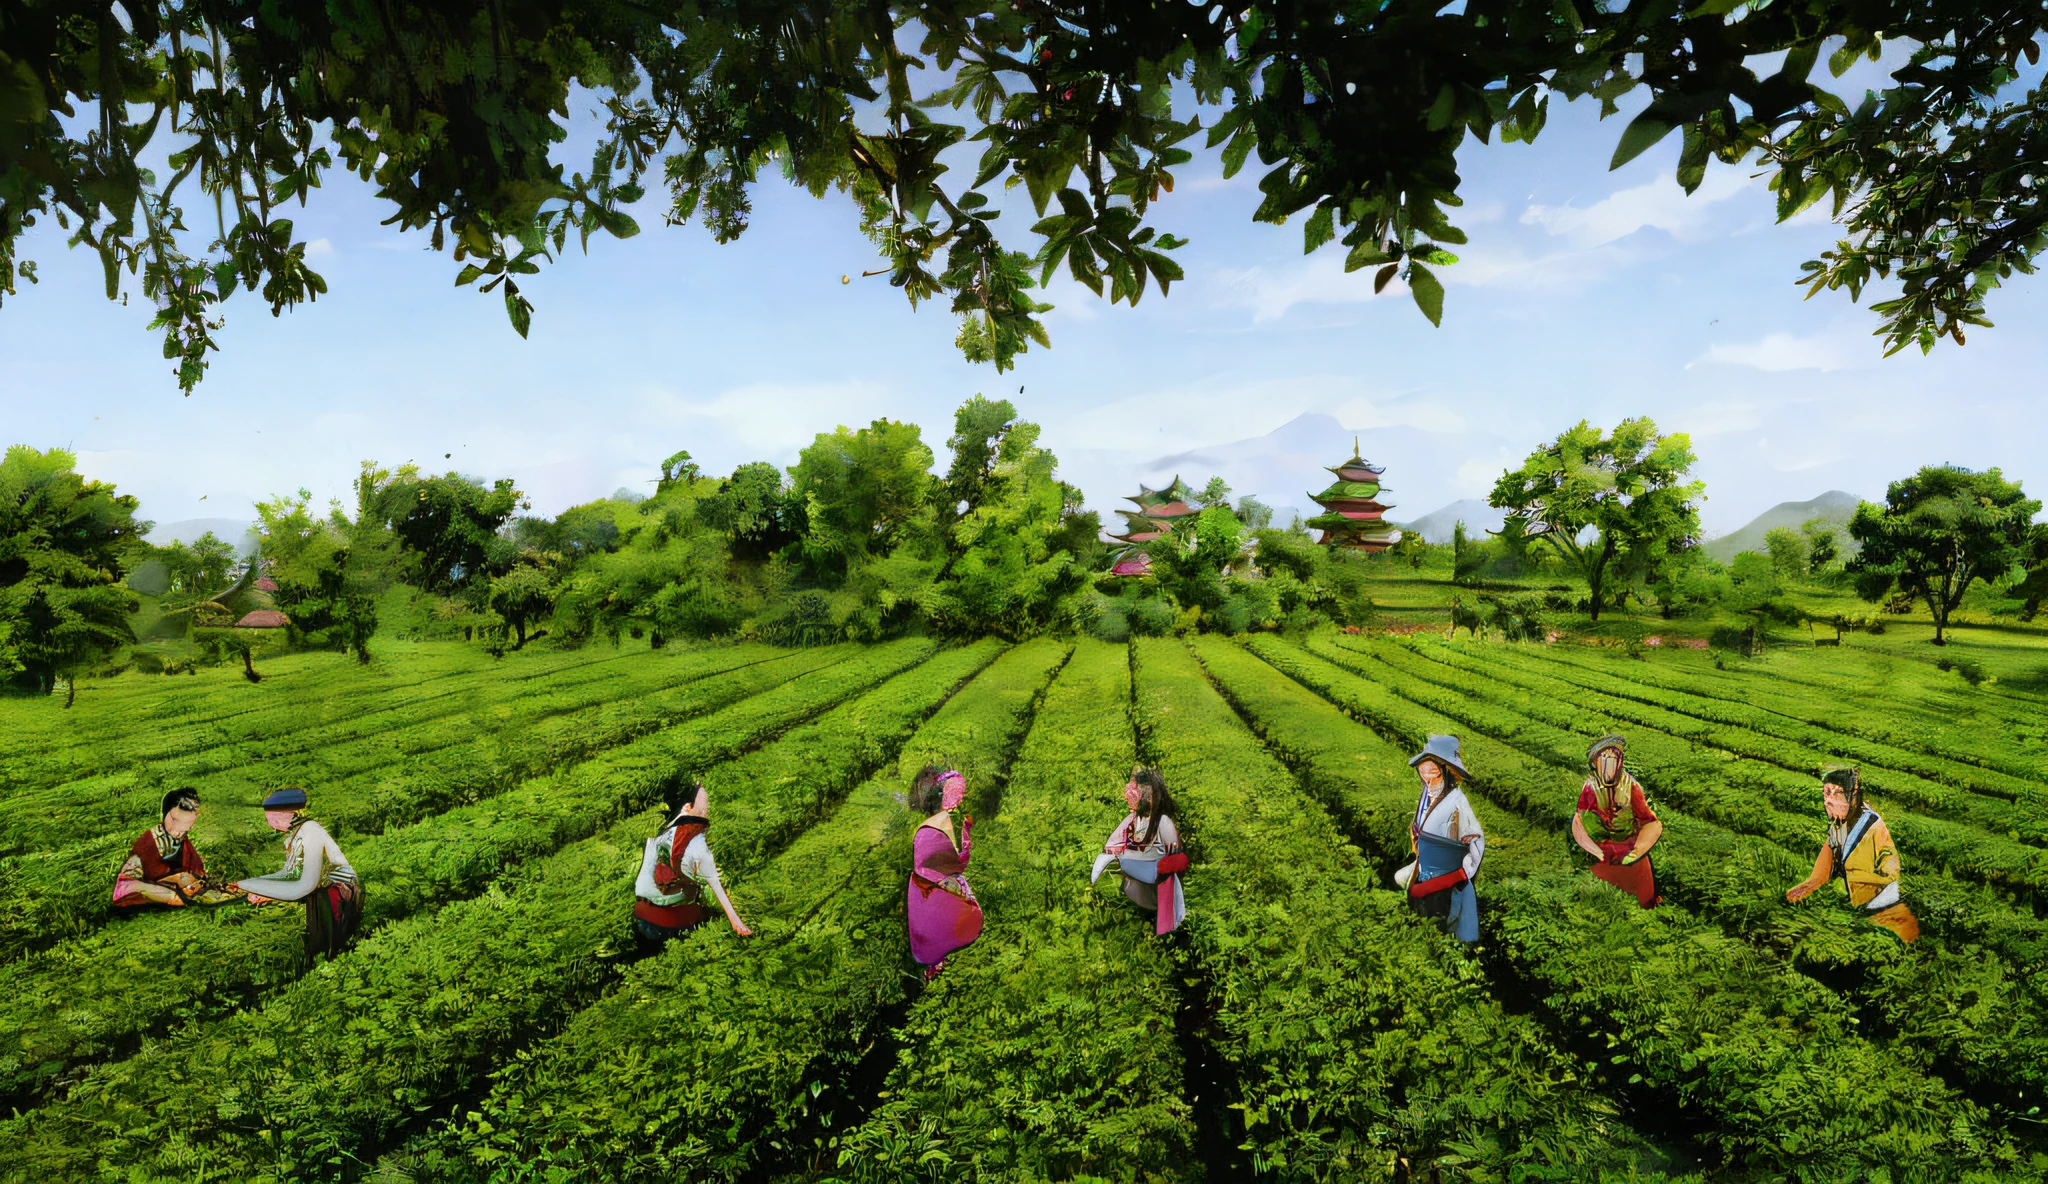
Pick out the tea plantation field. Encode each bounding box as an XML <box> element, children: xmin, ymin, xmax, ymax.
<box><xmin>2</xmin><ymin>630</ymin><xmax>2045</xmax><ymax>1183</ymax></box>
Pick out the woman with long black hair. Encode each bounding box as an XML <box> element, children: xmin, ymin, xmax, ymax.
<box><xmin>1091</xmin><ymin>766</ymin><xmax>1189</xmax><ymax>935</ymax></box>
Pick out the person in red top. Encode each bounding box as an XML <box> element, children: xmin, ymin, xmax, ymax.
<box><xmin>111</xmin><ymin>787</ymin><xmax>243</xmax><ymax>910</ymax></box>
<box><xmin>1570</xmin><ymin>735</ymin><xmax>1663</xmax><ymax>907</ymax></box>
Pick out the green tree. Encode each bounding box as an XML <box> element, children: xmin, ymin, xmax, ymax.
<box><xmin>698</xmin><ymin>463</ymin><xmax>800</xmax><ymax>562</ymax></box>
<box><xmin>920</xmin><ymin>419</ymin><xmax>1088</xmax><ymax>638</ymax></box>
<box><xmin>186</xmin><ymin>532</ymin><xmax>239</xmax><ymax>595</ymax></box>
<box><xmin>939</xmin><ymin>396</ymin><xmax>1020</xmax><ymax>527</ymax></box>
<box><xmin>1848</xmin><ymin>466</ymin><xmax>2042</xmax><ymax>645</ymax></box>
<box><xmin>1490</xmin><ymin>419</ymin><xmax>1704</xmax><ymax>622</ymax></box>
<box><xmin>1391</xmin><ymin>530</ymin><xmax>1430</xmax><ymax>572</ymax></box>
<box><xmin>788</xmin><ymin>421</ymin><xmax>936</xmax><ymax>584</ymax></box>
<box><xmin>0</xmin><ymin>446</ymin><xmax>146</xmax><ymax>700</ymax></box>
<box><xmin>1194</xmin><ymin>476</ymin><xmax>1235</xmax><ymax>511</ymax></box>
<box><xmin>17</xmin><ymin>1</ymin><xmax>2036</xmax><ymax>389</ymax></box>
<box><xmin>1763</xmin><ymin>527</ymin><xmax>1810</xmax><ymax>581</ymax></box>
<box><xmin>487</xmin><ymin>553</ymin><xmax>562</xmax><ymax>650</ymax></box>
<box><xmin>360</xmin><ymin>465</ymin><xmax>524</xmax><ymax>593</ymax></box>
<box><xmin>255</xmin><ymin>483</ymin><xmax>390</xmax><ymax>663</ymax></box>
<box><xmin>2004</xmin><ymin>525</ymin><xmax>2048</xmax><ymax>621</ymax></box>
<box><xmin>1801</xmin><ymin>518</ymin><xmax>1841</xmax><ymax>574</ymax></box>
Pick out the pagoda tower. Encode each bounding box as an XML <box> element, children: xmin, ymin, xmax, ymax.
<box><xmin>1305</xmin><ymin>439</ymin><xmax>1403</xmax><ymax>552</ymax></box>
<box><xmin>1107</xmin><ymin>476</ymin><xmax>1200</xmax><ymax>575</ymax></box>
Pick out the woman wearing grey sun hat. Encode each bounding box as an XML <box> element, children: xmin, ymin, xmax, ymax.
<box><xmin>1395</xmin><ymin>735</ymin><xmax>1485</xmax><ymax>943</ymax></box>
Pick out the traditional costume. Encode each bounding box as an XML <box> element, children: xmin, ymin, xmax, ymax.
<box><xmin>907</xmin><ymin>810</ymin><xmax>982</xmax><ymax>973</ymax></box>
<box><xmin>1398</xmin><ymin>735</ymin><xmax>1484</xmax><ymax>943</ymax></box>
<box><xmin>632</xmin><ymin>812</ymin><xmax>737</xmax><ymax>949</ymax></box>
<box><xmin>1091</xmin><ymin>812</ymin><xmax>1189</xmax><ymax>935</ymax></box>
<box><xmin>1577</xmin><ymin>735</ymin><xmax>1661</xmax><ymax>908</ymax></box>
<box><xmin>112</xmin><ymin>823</ymin><xmax>240</xmax><ymax>909</ymax></box>
<box><xmin>1789</xmin><ymin>768</ymin><xmax>1919</xmax><ymax>944</ymax></box>
<box><xmin>237</xmin><ymin>787</ymin><xmax>363</xmax><ymax>961</ymax></box>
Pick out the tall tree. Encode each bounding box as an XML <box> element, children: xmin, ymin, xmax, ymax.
<box><xmin>0</xmin><ymin>446</ymin><xmax>147</xmax><ymax>699</ymax></box>
<box><xmin>1490</xmin><ymin>419</ymin><xmax>1703</xmax><ymax>621</ymax></box>
<box><xmin>360</xmin><ymin>465</ymin><xmax>524</xmax><ymax>593</ymax></box>
<box><xmin>699</xmin><ymin>463</ymin><xmax>800</xmax><ymax>562</ymax></box>
<box><xmin>940</xmin><ymin>396</ymin><xmax>1020</xmax><ymax>527</ymax></box>
<box><xmin>921</xmin><ymin>419</ymin><xmax>1088</xmax><ymax>638</ymax></box>
<box><xmin>788</xmin><ymin>420</ymin><xmax>935</xmax><ymax>583</ymax></box>
<box><xmin>11</xmin><ymin>1</ymin><xmax>2045</xmax><ymax>389</ymax></box>
<box><xmin>1848</xmin><ymin>466</ymin><xmax>2041</xmax><ymax>644</ymax></box>
<box><xmin>254</xmin><ymin>486</ymin><xmax>389</xmax><ymax>663</ymax></box>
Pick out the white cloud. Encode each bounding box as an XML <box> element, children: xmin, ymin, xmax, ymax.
<box><xmin>637</xmin><ymin>379</ymin><xmax>899</xmax><ymax>456</ymax></box>
<box><xmin>1521</xmin><ymin>167</ymin><xmax>1753</xmax><ymax>248</ymax></box>
<box><xmin>1674</xmin><ymin>398</ymin><xmax>1767</xmax><ymax>436</ymax></box>
<box><xmin>1688</xmin><ymin>329</ymin><xmax>1870</xmax><ymax>373</ymax></box>
<box><xmin>1440</xmin><ymin>242</ymin><xmax>1637</xmax><ymax>290</ymax></box>
<box><xmin>1211</xmin><ymin>255</ymin><xmax>1401</xmax><ymax>322</ymax></box>
<box><xmin>304</xmin><ymin>238</ymin><xmax>335</xmax><ymax>259</ymax></box>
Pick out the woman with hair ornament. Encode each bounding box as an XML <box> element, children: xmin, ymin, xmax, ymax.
<box><xmin>1090</xmin><ymin>765</ymin><xmax>1189</xmax><ymax>935</ymax></box>
<box><xmin>905</xmin><ymin>765</ymin><xmax>982</xmax><ymax>980</ymax></box>
<box><xmin>1786</xmin><ymin>766</ymin><xmax>1919</xmax><ymax>944</ymax></box>
<box><xmin>1395</xmin><ymin>735</ymin><xmax>1485</xmax><ymax>943</ymax></box>
<box><xmin>236</xmin><ymin>786</ymin><xmax>363</xmax><ymax>961</ymax></box>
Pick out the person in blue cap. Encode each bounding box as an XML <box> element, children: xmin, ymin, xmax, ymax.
<box><xmin>1394</xmin><ymin>735</ymin><xmax>1485</xmax><ymax>942</ymax></box>
<box><xmin>236</xmin><ymin>785</ymin><xmax>364</xmax><ymax>961</ymax></box>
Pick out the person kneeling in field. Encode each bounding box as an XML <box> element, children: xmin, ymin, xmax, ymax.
<box><xmin>633</xmin><ymin>780</ymin><xmax>752</xmax><ymax>950</ymax></box>
<box><xmin>111</xmin><ymin>787</ymin><xmax>244</xmax><ymax>910</ymax></box>
<box><xmin>1786</xmin><ymin>767</ymin><xmax>1919</xmax><ymax>944</ymax></box>
<box><xmin>1091</xmin><ymin>765</ymin><xmax>1189</xmax><ymax>935</ymax></box>
<box><xmin>1571</xmin><ymin>735</ymin><xmax>1663</xmax><ymax>908</ymax></box>
<box><xmin>1396</xmin><ymin>735</ymin><xmax>1485</xmax><ymax>943</ymax></box>
<box><xmin>236</xmin><ymin>786</ymin><xmax>364</xmax><ymax>961</ymax></box>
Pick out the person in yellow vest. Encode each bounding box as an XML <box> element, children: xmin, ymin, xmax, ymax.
<box><xmin>1785</xmin><ymin>766</ymin><xmax>1919</xmax><ymax>944</ymax></box>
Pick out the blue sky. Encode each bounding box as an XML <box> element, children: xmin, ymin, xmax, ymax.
<box><xmin>4</xmin><ymin>77</ymin><xmax>2044</xmax><ymax>540</ymax></box>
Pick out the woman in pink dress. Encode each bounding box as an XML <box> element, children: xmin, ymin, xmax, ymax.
<box><xmin>905</xmin><ymin>765</ymin><xmax>981</xmax><ymax>980</ymax></box>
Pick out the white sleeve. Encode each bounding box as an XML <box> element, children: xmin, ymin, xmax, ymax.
<box><xmin>1156</xmin><ymin>815</ymin><xmax>1181</xmax><ymax>851</ymax></box>
<box><xmin>686</xmin><ymin>834</ymin><xmax>738</xmax><ymax>915</ymax></box>
<box><xmin>1103</xmin><ymin>814</ymin><xmax>1135</xmax><ymax>854</ymax></box>
<box><xmin>238</xmin><ymin>828</ymin><xmax>325</xmax><ymax>901</ymax></box>
<box><xmin>634</xmin><ymin>836</ymin><xmax>664</xmax><ymax>901</ymax></box>
<box><xmin>1457</xmin><ymin>794</ymin><xmax>1485</xmax><ymax>878</ymax></box>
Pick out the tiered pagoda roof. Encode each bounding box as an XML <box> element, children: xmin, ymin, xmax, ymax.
<box><xmin>1108</xmin><ymin>476</ymin><xmax>1200</xmax><ymax>575</ymax></box>
<box><xmin>1305</xmin><ymin>438</ymin><xmax>1402</xmax><ymax>552</ymax></box>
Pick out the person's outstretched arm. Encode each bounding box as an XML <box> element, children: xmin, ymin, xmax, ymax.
<box><xmin>237</xmin><ymin>828</ymin><xmax>326</xmax><ymax>902</ymax></box>
<box><xmin>1786</xmin><ymin>845</ymin><xmax>1834</xmax><ymax>901</ymax></box>
<box><xmin>692</xmin><ymin>838</ymin><xmax>751</xmax><ymax>936</ymax></box>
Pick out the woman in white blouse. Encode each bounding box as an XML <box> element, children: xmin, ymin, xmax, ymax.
<box><xmin>633</xmin><ymin>781</ymin><xmax>751</xmax><ymax>950</ymax></box>
<box><xmin>237</xmin><ymin>785</ymin><xmax>363</xmax><ymax>961</ymax></box>
<box><xmin>1395</xmin><ymin>735</ymin><xmax>1484</xmax><ymax>943</ymax></box>
<box><xmin>1091</xmin><ymin>766</ymin><xmax>1189</xmax><ymax>935</ymax></box>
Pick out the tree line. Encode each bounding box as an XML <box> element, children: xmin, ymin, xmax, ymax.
<box><xmin>3</xmin><ymin>411</ymin><xmax>2043</xmax><ymax>701</ymax></box>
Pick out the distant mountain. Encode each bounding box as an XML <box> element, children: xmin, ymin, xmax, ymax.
<box><xmin>147</xmin><ymin>518</ymin><xmax>260</xmax><ymax>555</ymax></box>
<box><xmin>1703</xmin><ymin>491</ymin><xmax>1861</xmax><ymax>562</ymax></box>
<box><xmin>1393</xmin><ymin>499</ymin><xmax>1507</xmax><ymax>545</ymax></box>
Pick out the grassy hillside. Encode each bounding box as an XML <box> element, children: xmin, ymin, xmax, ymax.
<box><xmin>1</xmin><ymin>619</ymin><xmax>2043</xmax><ymax>1183</ymax></box>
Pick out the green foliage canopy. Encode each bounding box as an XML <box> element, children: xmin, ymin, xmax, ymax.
<box><xmin>1490</xmin><ymin>418</ymin><xmax>1703</xmax><ymax>621</ymax></box>
<box><xmin>0</xmin><ymin>446</ymin><xmax>144</xmax><ymax>694</ymax></box>
<box><xmin>360</xmin><ymin>464</ymin><xmax>524</xmax><ymax>593</ymax></box>
<box><xmin>9</xmin><ymin>0</ymin><xmax>2046</xmax><ymax>389</ymax></box>
<box><xmin>789</xmin><ymin>419</ymin><xmax>936</xmax><ymax>584</ymax></box>
<box><xmin>1848</xmin><ymin>465</ymin><xmax>2042</xmax><ymax>644</ymax></box>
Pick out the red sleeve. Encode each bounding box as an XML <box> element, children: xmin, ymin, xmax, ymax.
<box><xmin>1575</xmin><ymin>784</ymin><xmax>1596</xmax><ymax>811</ymax></box>
<box><xmin>1630</xmin><ymin>783</ymin><xmax>1657</xmax><ymax>824</ymax></box>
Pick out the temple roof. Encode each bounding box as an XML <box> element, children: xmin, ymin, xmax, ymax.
<box><xmin>1127</xmin><ymin>476</ymin><xmax>1195</xmax><ymax>510</ymax></box>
